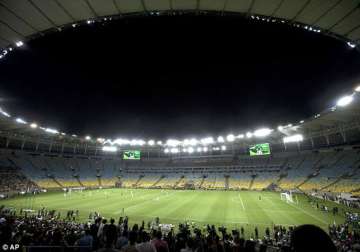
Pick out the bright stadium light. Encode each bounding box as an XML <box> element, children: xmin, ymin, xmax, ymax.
<box><xmin>283</xmin><ymin>134</ymin><xmax>303</xmax><ymax>143</ymax></box>
<box><xmin>72</xmin><ymin>134</ymin><xmax>77</xmax><ymax>137</ymax></box>
<box><xmin>85</xmin><ymin>136</ymin><xmax>91</xmax><ymax>140</ymax></box>
<box><xmin>277</xmin><ymin>126</ymin><xmax>283</xmax><ymax>131</ymax></box>
<box><xmin>299</xmin><ymin>120</ymin><xmax>305</xmax><ymax>124</ymax></box>
<box><xmin>246</xmin><ymin>132</ymin><xmax>253</xmax><ymax>138</ymax></box>
<box><xmin>237</xmin><ymin>134</ymin><xmax>244</xmax><ymax>139</ymax></box>
<box><xmin>15</xmin><ymin>118</ymin><xmax>27</xmax><ymax>124</ymax></box>
<box><xmin>197</xmin><ymin>147</ymin><xmax>202</xmax><ymax>152</ymax></box>
<box><xmin>30</xmin><ymin>123</ymin><xmax>38</xmax><ymax>129</ymax></box>
<box><xmin>157</xmin><ymin>141</ymin><xmax>163</xmax><ymax>145</ymax></box>
<box><xmin>253</xmin><ymin>128</ymin><xmax>272</xmax><ymax>137</ymax></box>
<box><xmin>15</xmin><ymin>41</ymin><xmax>24</xmax><ymax>47</ymax></box>
<box><xmin>148</xmin><ymin>140</ymin><xmax>155</xmax><ymax>146</ymax></box>
<box><xmin>102</xmin><ymin>146</ymin><xmax>117</xmax><ymax>152</ymax></box>
<box><xmin>130</xmin><ymin>139</ymin><xmax>145</xmax><ymax>146</ymax></box>
<box><xmin>188</xmin><ymin>147</ymin><xmax>194</xmax><ymax>153</ymax></box>
<box><xmin>217</xmin><ymin>136</ymin><xmax>225</xmax><ymax>143</ymax></box>
<box><xmin>182</xmin><ymin>148</ymin><xmax>188</xmax><ymax>153</ymax></box>
<box><xmin>337</xmin><ymin>95</ymin><xmax>353</xmax><ymax>107</ymax></box>
<box><xmin>164</xmin><ymin>148</ymin><xmax>169</xmax><ymax>153</ymax></box>
<box><xmin>0</xmin><ymin>108</ymin><xmax>10</xmax><ymax>117</ymax></box>
<box><xmin>221</xmin><ymin>145</ymin><xmax>227</xmax><ymax>151</ymax></box>
<box><xmin>170</xmin><ymin>148</ymin><xmax>179</xmax><ymax>153</ymax></box>
<box><xmin>201</xmin><ymin>137</ymin><xmax>214</xmax><ymax>145</ymax></box>
<box><xmin>355</xmin><ymin>86</ymin><xmax>360</xmax><ymax>92</ymax></box>
<box><xmin>183</xmin><ymin>138</ymin><xmax>198</xmax><ymax>146</ymax></box>
<box><xmin>203</xmin><ymin>147</ymin><xmax>208</xmax><ymax>152</ymax></box>
<box><xmin>226</xmin><ymin>134</ymin><xmax>235</xmax><ymax>142</ymax></box>
<box><xmin>97</xmin><ymin>138</ymin><xmax>105</xmax><ymax>143</ymax></box>
<box><xmin>347</xmin><ymin>42</ymin><xmax>356</xmax><ymax>48</ymax></box>
<box><xmin>166</xmin><ymin>139</ymin><xmax>181</xmax><ymax>147</ymax></box>
<box><xmin>45</xmin><ymin>128</ymin><xmax>59</xmax><ymax>134</ymax></box>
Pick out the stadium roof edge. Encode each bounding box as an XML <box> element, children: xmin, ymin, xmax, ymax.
<box><xmin>0</xmin><ymin>0</ymin><xmax>359</xmax><ymax>53</ymax></box>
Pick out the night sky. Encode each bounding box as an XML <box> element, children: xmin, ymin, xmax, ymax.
<box><xmin>0</xmin><ymin>15</ymin><xmax>359</xmax><ymax>139</ymax></box>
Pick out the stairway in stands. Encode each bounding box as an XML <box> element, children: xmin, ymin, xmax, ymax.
<box><xmin>296</xmin><ymin>155</ymin><xmax>325</xmax><ymax>189</ymax></box>
<box><xmin>152</xmin><ymin>175</ymin><xmax>165</xmax><ymax>187</ymax></box>
<box><xmin>133</xmin><ymin>175</ymin><xmax>144</xmax><ymax>187</ymax></box>
<box><xmin>199</xmin><ymin>176</ymin><xmax>206</xmax><ymax>189</ymax></box>
<box><xmin>97</xmin><ymin>176</ymin><xmax>102</xmax><ymax>187</ymax></box>
<box><xmin>248</xmin><ymin>174</ymin><xmax>257</xmax><ymax>190</ymax></box>
<box><xmin>173</xmin><ymin>175</ymin><xmax>185</xmax><ymax>188</ymax></box>
<box><xmin>49</xmin><ymin>175</ymin><xmax>63</xmax><ymax>188</ymax></box>
<box><xmin>74</xmin><ymin>175</ymin><xmax>84</xmax><ymax>187</ymax></box>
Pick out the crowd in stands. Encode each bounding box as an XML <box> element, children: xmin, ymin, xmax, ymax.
<box><xmin>0</xmin><ymin>166</ymin><xmax>38</xmax><ymax>195</ymax></box>
<box><xmin>0</xmin><ymin>206</ymin><xmax>359</xmax><ymax>252</ymax></box>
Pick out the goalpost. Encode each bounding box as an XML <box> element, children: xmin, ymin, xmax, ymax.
<box><xmin>281</xmin><ymin>192</ymin><xmax>294</xmax><ymax>203</ymax></box>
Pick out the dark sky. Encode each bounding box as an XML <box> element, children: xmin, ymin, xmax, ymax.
<box><xmin>0</xmin><ymin>15</ymin><xmax>360</xmax><ymax>139</ymax></box>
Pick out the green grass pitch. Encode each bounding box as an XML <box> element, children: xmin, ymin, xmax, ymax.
<box><xmin>1</xmin><ymin>189</ymin><xmax>355</xmax><ymax>236</ymax></box>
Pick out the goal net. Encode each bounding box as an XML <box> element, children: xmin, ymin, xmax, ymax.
<box><xmin>281</xmin><ymin>192</ymin><xmax>294</xmax><ymax>203</ymax></box>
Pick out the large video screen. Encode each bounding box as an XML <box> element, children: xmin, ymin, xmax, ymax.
<box><xmin>249</xmin><ymin>143</ymin><xmax>271</xmax><ymax>156</ymax></box>
<box><xmin>123</xmin><ymin>150</ymin><xmax>141</xmax><ymax>160</ymax></box>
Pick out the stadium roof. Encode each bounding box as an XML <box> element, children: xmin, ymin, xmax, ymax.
<box><xmin>0</xmin><ymin>0</ymin><xmax>360</xmax><ymax>51</ymax></box>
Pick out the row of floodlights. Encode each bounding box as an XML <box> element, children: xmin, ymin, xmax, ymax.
<box><xmin>0</xmin><ymin>86</ymin><xmax>359</xmax><ymax>147</ymax></box>
<box><xmin>101</xmin><ymin>135</ymin><xmax>304</xmax><ymax>153</ymax></box>
<box><xmin>250</xmin><ymin>15</ymin><xmax>356</xmax><ymax>49</ymax></box>
<box><xmin>0</xmin><ymin>41</ymin><xmax>24</xmax><ymax>60</ymax></box>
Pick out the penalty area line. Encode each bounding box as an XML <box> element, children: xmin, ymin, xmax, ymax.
<box><xmin>238</xmin><ymin>193</ymin><xmax>245</xmax><ymax>211</ymax></box>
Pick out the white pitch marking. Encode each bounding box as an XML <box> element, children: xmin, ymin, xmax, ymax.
<box><xmin>238</xmin><ymin>193</ymin><xmax>245</xmax><ymax>211</ymax></box>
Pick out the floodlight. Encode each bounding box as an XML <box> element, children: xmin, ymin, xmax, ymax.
<box><xmin>283</xmin><ymin>134</ymin><xmax>303</xmax><ymax>143</ymax></box>
<box><xmin>45</xmin><ymin>128</ymin><xmax>59</xmax><ymax>134</ymax></box>
<box><xmin>15</xmin><ymin>41</ymin><xmax>24</xmax><ymax>47</ymax></box>
<box><xmin>0</xmin><ymin>108</ymin><xmax>11</xmax><ymax>117</ymax></box>
<box><xmin>72</xmin><ymin>24</ymin><xmax>77</xmax><ymax>28</ymax></box>
<box><xmin>217</xmin><ymin>136</ymin><xmax>225</xmax><ymax>143</ymax></box>
<box><xmin>60</xmin><ymin>132</ymin><xmax>66</xmax><ymax>136</ymax></box>
<box><xmin>182</xmin><ymin>148</ymin><xmax>188</xmax><ymax>153</ymax></box>
<box><xmin>347</xmin><ymin>42</ymin><xmax>356</xmax><ymax>48</ymax></box>
<box><xmin>164</xmin><ymin>148</ymin><xmax>169</xmax><ymax>153</ymax></box>
<box><xmin>72</xmin><ymin>134</ymin><xmax>77</xmax><ymax>137</ymax></box>
<box><xmin>170</xmin><ymin>148</ymin><xmax>179</xmax><ymax>153</ymax></box>
<box><xmin>246</xmin><ymin>132</ymin><xmax>253</xmax><ymax>138</ymax></box>
<box><xmin>188</xmin><ymin>147</ymin><xmax>194</xmax><ymax>153</ymax></box>
<box><xmin>197</xmin><ymin>147</ymin><xmax>202</xmax><ymax>152</ymax></box>
<box><xmin>203</xmin><ymin>147</ymin><xmax>208</xmax><ymax>152</ymax></box>
<box><xmin>237</xmin><ymin>134</ymin><xmax>244</xmax><ymax>139</ymax></box>
<box><xmin>30</xmin><ymin>123</ymin><xmax>38</xmax><ymax>129</ymax></box>
<box><xmin>277</xmin><ymin>126</ymin><xmax>283</xmax><ymax>131</ymax></box>
<box><xmin>148</xmin><ymin>140</ymin><xmax>155</xmax><ymax>146</ymax></box>
<box><xmin>166</xmin><ymin>139</ymin><xmax>181</xmax><ymax>147</ymax></box>
<box><xmin>253</xmin><ymin>128</ymin><xmax>272</xmax><ymax>137</ymax></box>
<box><xmin>221</xmin><ymin>145</ymin><xmax>227</xmax><ymax>151</ymax></box>
<box><xmin>201</xmin><ymin>137</ymin><xmax>214</xmax><ymax>145</ymax></box>
<box><xmin>226</xmin><ymin>134</ymin><xmax>235</xmax><ymax>142</ymax></box>
<box><xmin>97</xmin><ymin>138</ymin><xmax>105</xmax><ymax>143</ymax></box>
<box><xmin>299</xmin><ymin>120</ymin><xmax>304</xmax><ymax>124</ymax></box>
<box><xmin>85</xmin><ymin>136</ymin><xmax>91</xmax><ymax>140</ymax></box>
<box><xmin>102</xmin><ymin>146</ymin><xmax>117</xmax><ymax>152</ymax></box>
<box><xmin>336</xmin><ymin>95</ymin><xmax>353</xmax><ymax>107</ymax></box>
<box><xmin>157</xmin><ymin>141</ymin><xmax>163</xmax><ymax>145</ymax></box>
<box><xmin>15</xmin><ymin>118</ymin><xmax>27</xmax><ymax>124</ymax></box>
<box><xmin>355</xmin><ymin>86</ymin><xmax>360</xmax><ymax>92</ymax></box>
<box><xmin>130</xmin><ymin>139</ymin><xmax>145</xmax><ymax>146</ymax></box>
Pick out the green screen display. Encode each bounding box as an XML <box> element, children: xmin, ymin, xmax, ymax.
<box><xmin>123</xmin><ymin>150</ymin><xmax>141</xmax><ymax>160</ymax></box>
<box><xmin>249</xmin><ymin>143</ymin><xmax>271</xmax><ymax>156</ymax></box>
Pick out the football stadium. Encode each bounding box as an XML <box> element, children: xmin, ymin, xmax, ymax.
<box><xmin>0</xmin><ymin>1</ymin><xmax>360</xmax><ymax>251</ymax></box>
